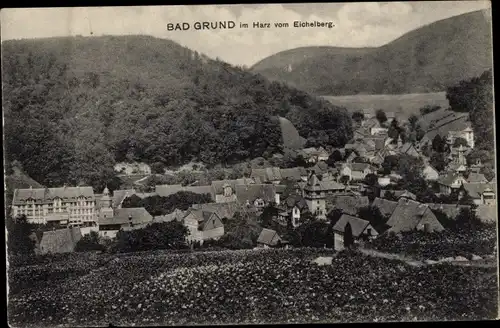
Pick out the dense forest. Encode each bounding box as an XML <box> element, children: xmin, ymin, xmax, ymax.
<box><xmin>3</xmin><ymin>35</ymin><xmax>352</xmax><ymax>190</ymax></box>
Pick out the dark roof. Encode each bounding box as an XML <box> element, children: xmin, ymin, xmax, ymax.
<box><xmin>13</xmin><ymin>186</ymin><xmax>95</xmax><ymax>204</ymax></box>
<box><xmin>386</xmin><ymin>198</ymin><xmax>442</xmax><ymax>232</ymax></box>
<box><xmin>153</xmin><ymin>209</ymin><xmax>186</xmax><ymax>223</ymax></box>
<box><xmin>191</xmin><ymin>202</ymin><xmax>238</xmax><ymax>219</ymax></box>
<box><xmin>111</xmin><ymin>189</ymin><xmax>137</xmax><ymax>209</ymax></box>
<box><xmin>257</xmin><ymin>228</ymin><xmax>282</xmax><ymax>246</ymax></box>
<box><xmin>211</xmin><ymin>178</ymin><xmax>257</xmax><ymax>194</ymax></box>
<box><xmin>184</xmin><ymin>209</ymin><xmax>221</xmax><ymax>230</ymax></box>
<box><xmin>349</xmin><ymin>163</ymin><xmax>372</xmax><ymax>172</ymax></box>
<box><xmin>99</xmin><ymin>207</ymin><xmax>153</xmax><ymax>226</ymax></box>
<box><xmin>284</xmin><ymin>194</ymin><xmax>308</xmax><ymax>210</ymax></box>
<box><xmin>329</xmin><ymin>195</ymin><xmax>370</xmax><ymax>215</ymax></box>
<box><xmin>371</xmin><ymin>198</ymin><xmax>399</xmax><ymax>218</ymax></box>
<box><xmin>250</xmin><ymin>167</ymin><xmax>282</xmax><ymax>182</ymax></box>
<box><xmin>333</xmin><ymin>214</ymin><xmax>371</xmax><ymax>237</ymax></box>
<box><xmin>39</xmin><ymin>227</ymin><xmax>82</xmax><ymax>254</ymax></box>
<box><xmin>235</xmin><ymin>184</ymin><xmax>277</xmax><ymax>203</ymax></box>
<box><xmin>437</xmin><ymin>172</ymin><xmax>465</xmax><ymax>186</ymax></box>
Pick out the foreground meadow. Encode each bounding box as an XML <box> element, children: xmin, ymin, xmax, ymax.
<box><xmin>8</xmin><ymin>248</ymin><xmax>498</xmax><ymax>326</ymax></box>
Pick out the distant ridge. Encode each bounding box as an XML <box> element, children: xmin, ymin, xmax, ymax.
<box><xmin>252</xmin><ymin>10</ymin><xmax>492</xmax><ymax>95</ymax></box>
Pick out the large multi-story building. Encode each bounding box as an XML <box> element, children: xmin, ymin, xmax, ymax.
<box><xmin>11</xmin><ymin>186</ymin><xmax>97</xmax><ymax>225</ymax></box>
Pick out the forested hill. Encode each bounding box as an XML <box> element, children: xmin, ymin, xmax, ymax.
<box><xmin>2</xmin><ymin>35</ymin><xmax>352</xmax><ymax>190</ymax></box>
<box><xmin>251</xmin><ymin>9</ymin><xmax>492</xmax><ymax>95</ymax></box>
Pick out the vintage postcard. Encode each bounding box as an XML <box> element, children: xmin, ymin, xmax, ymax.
<box><xmin>2</xmin><ymin>2</ymin><xmax>497</xmax><ymax>326</ymax></box>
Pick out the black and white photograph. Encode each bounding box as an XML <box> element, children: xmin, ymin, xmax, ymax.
<box><xmin>2</xmin><ymin>2</ymin><xmax>498</xmax><ymax>326</ymax></box>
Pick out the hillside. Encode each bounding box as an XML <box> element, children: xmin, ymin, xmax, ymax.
<box><xmin>323</xmin><ymin>92</ymin><xmax>450</xmax><ymax>121</ymax></box>
<box><xmin>252</xmin><ymin>10</ymin><xmax>492</xmax><ymax>95</ymax></box>
<box><xmin>2</xmin><ymin>35</ymin><xmax>352</xmax><ymax>190</ymax></box>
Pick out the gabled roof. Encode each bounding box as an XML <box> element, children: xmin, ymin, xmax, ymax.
<box><xmin>191</xmin><ymin>202</ymin><xmax>238</xmax><ymax>219</ymax></box>
<box><xmin>13</xmin><ymin>186</ymin><xmax>95</xmax><ymax>204</ymax></box>
<box><xmin>371</xmin><ymin>198</ymin><xmax>399</xmax><ymax>218</ymax></box>
<box><xmin>437</xmin><ymin>172</ymin><xmax>465</xmax><ymax>186</ymax></box>
<box><xmin>386</xmin><ymin>198</ymin><xmax>439</xmax><ymax>231</ymax></box>
<box><xmin>111</xmin><ymin>189</ymin><xmax>137</xmax><ymax>209</ymax></box>
<box><xmin>333</xmin><ymin>214</ymin><xmax>371</xmax><ymax>237</ymax></box>
<box><xmin>257</xmin><ymin>228</ymin><xmax>282</xmax><ymax>246</ymax></box>
<box><xmin>235</xmin><ymin>184</ymin><xmax>277</xmax><ymax>203</ymax></box>
<box><xmin>284</xmin><ymin>194</ymin><xmax>308</xmax><ymax>210</ymax></box>
<box><xmin>250</xmin><ymin>167</ymin><xmax>283</xmax><ymax>182</ymax></box>
<box><xmin>466</xmin><ymin>172</ymin><xmax>488</xmax><ymax>184</ymax></box>
<box><xmin>184</xmin><ymin>209</ymin><xmax>221</xmax><ymax>229</ymax></box>
<box><xmin>39</xmin><ymin>227</ymin><xmax>82</xmax><ymax>254</ymax></box>
<box><xmin>99</xmin><ymin>207</ymin><xmax>153</xmax><ymax>226</ymax></box>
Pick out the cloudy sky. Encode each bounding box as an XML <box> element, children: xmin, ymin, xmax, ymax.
<box><xmin>1</xmin><ymin>2</ymin><xmax>491</xmax><ymax>67</ymax></box>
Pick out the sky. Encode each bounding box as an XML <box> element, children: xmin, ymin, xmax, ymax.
<box><xmin>1</xmin><ymin>2</ymin><xmax>491</xmax><ymax>67</ymax></box>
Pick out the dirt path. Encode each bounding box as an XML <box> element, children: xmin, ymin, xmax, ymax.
<box><xmin>358</xmin><ymin>248</ymin><xmax>497</xmax><ymax>268</ymax></box>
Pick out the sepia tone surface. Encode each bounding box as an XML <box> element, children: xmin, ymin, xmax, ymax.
<box><xmin>3</xmin><ymin>2</ymin><xmax>498</xmax><ymax>326</ymax></box>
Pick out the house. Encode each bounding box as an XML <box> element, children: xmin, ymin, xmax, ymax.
<box><xmin>280</xmin><ymin>167</ymin><xmax>307</xmax><ymax>182</ymax></box>
<box><xmin>191</xmin><ymin>202</ymin><xmax>239</xmax><ymax>220</ymax></box>
<box><xmin>437</xmin><ymin>172</ymin><xmax>467</xmax><ymax>195</ymax></box>
<box><xmin>340</xmin><ymin>163</ymin><xmax>374</xmax><ymax>181</ymax></box>
<box><xmin>235</xmin><ymin>184</ymin><xmax>280</xmax><ymax>209</ymax></box>
<box><xmin>333</xmin><ymin>214</ymin><xmax>378</xmax><ymax>250</ymax></box>
<box><xmin>298</xmin><ymin>147</ymin><xmax>330</xmax><ymax>163</ymax></box>
<box><xmin>466</xmin><ymin>172</ymin><xmax>488</xmax><ymax>184</ymax></box>
<box><xmin>371</xmin><ymin>197</ymin><xmax>399</xmax><ymax>219</ymax></box>
<box><xmin>257</xmin><ymin>228</ymin><xmax>285</xmax><ymax>248</ymax></box>
<box><xmin>114</xmin><ymin>162</ymin><xmax>151</xmax><ymax>175</ymax></box>
<box><xmin>211</xmin><ymin>179</ymin><xmax>257</xmax><ymax>203</ymax></box>
<box><xmin>12</xmin><ymin>186</ymin><xmax>97</xmax><ymax>226</ymax></box>
<box><xmin>183</xmin><ymin>209</ymin><xmax>224</xmax><ymax>245</ymax></box>
<box><xmin>277</xmin><ymin>194</ymin><xmax>308</xmax><ymax>228</ymax></box>
<box><xmin>153</xmin><ymin>209</ymin><xmax>186</xmax><ymax>223</ymax></box>
<box><xmin>386</xmin><ymin>198</ymin><xmax>444</xmax><ymax>233</ymax></box>
<box><xmin>327</xmin><ymin>194</ymin><xmax>370</xmax><ymax>216</ymax></box>
<box><xmin>302</xmin><ymin>173</ymin><xmax>346</xmax><ymax>219</ymax></box>
<box><xmin>250</xmin><ymin>167</ymin><xmax>283</xmax><ymax>184</ymax></box>
<box><xmin>462</xmin><ymin>183</ymin><xmax>496</xmax><ymax>205</ymax></box>
<box><xmin>423</xmin><ymin>165</ymin><xmax>439</xmax><ymax>181</ymax></box>
<box><xmin>39</xmin><ymin>227</ymin><xmax>82</xmax><ymax>255</ymax></box>
<box><xmin>98</xmin><ymin>207</ymin><xmax>153</xmax><ymax>239</ymax></box>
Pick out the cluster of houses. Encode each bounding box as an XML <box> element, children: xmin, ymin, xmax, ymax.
<box><xmin>10</xmin><ymin>108</ymin><xmax>496</xmax><ymax>253</ymax></box>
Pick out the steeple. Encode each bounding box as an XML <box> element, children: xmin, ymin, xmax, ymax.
<box><xmin>397</xmin><ymin>134</ymin><xmax>403</xmax><ymax>148</ymax></box>
<box><xmin>99</xmin><ymin>185</ymin><xmax>114</xmax><ymax>219</ymax></box>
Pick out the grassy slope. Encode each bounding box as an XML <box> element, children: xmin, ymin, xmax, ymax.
<box><xmin>251</xmin><ymin>10</ymin><xmax>492</xmax><ymax>96</ymax></box>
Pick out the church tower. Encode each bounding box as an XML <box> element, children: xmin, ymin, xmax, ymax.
<box><xmin>303</xmin><ymin>172</ymin><xmax>326</xmax><ymax>219</ymax></box>
<box><xmin>99</xmin><ymin>186</ymin><xmax>114</xmax><ymax>220</ymax></box>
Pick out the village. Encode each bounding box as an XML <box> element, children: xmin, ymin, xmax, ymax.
<box><xmin>10</xmin><ymin>106</ymin><xmax>496</xmax><ymax>254</ymax></box>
